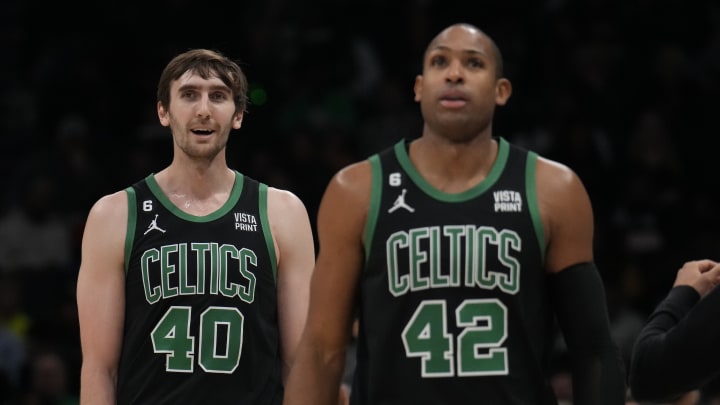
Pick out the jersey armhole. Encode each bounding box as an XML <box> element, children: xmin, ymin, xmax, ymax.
<box><xmin>259</xmin><ymin>183</ymin><xmax>279</xmax><ymax>283</ymax></box>
<box><xmin>525</xmin><ymin>151</ymin><xmax>546</xmax><ymax>262</ymax></box>
<box><xmin>364</xmin><ymin>155</ymin><xmax>382</xmax><ymax>262</ymax></box>
<box><xmin>124</xmin><ymin>186</ymin><xmax>137</xmax><ymax>275</ymax></box>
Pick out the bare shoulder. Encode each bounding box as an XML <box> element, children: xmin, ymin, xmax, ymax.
<box><xmin>534</xmin><ymin>155</ymin><xmax>594</xmax><ymax>271</ymax></box>
<box><xmin>266</xmin><ymin>187</ymin><xmax>308</xmax><ymax>215</ymax></box>
<box><xmin>313</xmin><ymin>160</ymin><xmax>373</xmax><ymax>247</ymax></box>
<box><xmin>535</xmin><ymin>156</ymin><xmax>585</xmax><ymax>194</ymax></box>
<box><xmin>86</xmin><ymin>190</ymin><xmax>129</xmax><ymax>229</ymax></box>
<box><xmin>265</xmin><ymin>186</ymin><xmax>312</xmax><ymax>244</ymax></box>
<box><xmin>80</xmin><ymin>190</ymin><xmax>129</xmax><ymax>271</ymax></box>
<box><xmin>265</xmin><ymin>186</ymin><xmax>315</xmax><ymax>271</ymax></box>
<box><xmin>534</xmin><ymin>155</ymin><xmax>592</xmax><ymax>214</ymax></box>
<box><xmin>325</xmin><ymin>160</ymin><xmax>372</xmax><ymax>205</ymax></box>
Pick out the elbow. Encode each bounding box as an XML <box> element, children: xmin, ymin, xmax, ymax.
<box><xmin>629</xmin><ymin>387</ymin><xmax>681</xmax><ymax>404</ymax></box>
<box><xmin>628</xmin><ymin>356</ymin><xmax>655</xmax><ymax>401</ymax></box>
<box><xmin>628</xmin><ymin>360</ymin><xmax>674</xmax><ymax>403</ymax></box>
<box><xmin>628</xmin><ymin>379</ymin><xmax>658</xmax><ymax>402</ymax></box>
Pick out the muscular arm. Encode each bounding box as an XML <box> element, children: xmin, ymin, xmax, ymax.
<box><xmin>284</xmin><ymin>162</ymin><xmax>369</xmax><ymax>405</ymax></box>
<box><xmin>630</xmin><ymin>260</ymin><xmax>720</xmax><ymax>402</ymax></box>
<box><xmin>537</xmin><ymin>158</ymin><xmax>626</xmax><ymax>404</ymax></box>
<box><xmin>76</xmin><ymin>192</ymin><xmax>128</xmax><ymax>404</ymax></box>
<box><xmin>267</xmin><ymin>187</ymin><xmax>316</xmax><ymax>383</ymax></box>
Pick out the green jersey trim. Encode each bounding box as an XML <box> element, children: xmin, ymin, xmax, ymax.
<box><xmin>394</xmin><ymin>137</ymin><xmax>510</xmax><ymax>202</ymax></box>
<box><xmin>124</xmin><ymin>186</ymin><xmax>137</xmax><ymax>275</ymax></box>
<box><xmin>144</xmin><ymin>171</ymin><xmax>245</xmax><ymax>222</ymax></box>
<box><xmin>365</xmin><ymin>154</ymin><xmax>383</xmax><ymax>261</ymax></box>
<box><xmin>525</xmin><ymin>151</ymin><xmax>546</xmax><ymax>262</ymax></box>
<box><xmin>258</xmin><ymin>183</ymin><xmax>278</xmax><ymax>283</ymax></box>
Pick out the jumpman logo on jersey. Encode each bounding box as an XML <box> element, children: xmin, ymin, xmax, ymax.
<box><xmin>388</xmin><ymin>189</ymin><xmax>415</xmax><ymax>213</ymax></box>
<box><xmin>144</xmin><ymin>214</ymin><xmax>166</xmax><ymax>235</ymax></box>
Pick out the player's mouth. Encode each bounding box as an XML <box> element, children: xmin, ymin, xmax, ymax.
<box><xmin>439</xmin><ymin>98</ymin><xmax>468</xmax><ymax>108</ymax></box>
<box><xmin>191</xmin><ymin>128</ymin><xmax>214</xmax><ymax>136</ymax></box>
<box><xmin>438</xmin><ymin>90</ymin><xmax>469</xmax><ymax>108</ymax></box>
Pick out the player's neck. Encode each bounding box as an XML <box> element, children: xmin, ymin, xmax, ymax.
<box><xmin>154</xmin><ymin>163</ymin><xmax>235</xmax><ymax>204</ymax></box>
<box><xmin>409</xmin><ymin>134</ymin><xmax>498</xmax><ymax>193</ymax></box>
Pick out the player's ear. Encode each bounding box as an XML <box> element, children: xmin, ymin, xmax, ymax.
<box><xmin>233</xmin><ymin>111</ymin><xmax>244</xmax><ymax>129</ymax></box>
<box><xmin>495</xmin><ymin>78</ymin><xmax>512</xmax><ymax>106</ymax></box>
<box><xmin>157</xmin><ymin>101</ymin><xmax>170</xmax><ymax>127</ymax></box>
<box><xmin>413</xmin><ymin>75</ymin><xmax>423</xmax><ymax>103</ymax></box>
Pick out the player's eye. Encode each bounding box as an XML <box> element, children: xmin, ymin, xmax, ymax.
<box><xmin>469</xmin><ymin>59</ymin><xmax>482</xmax><ymax>68</ymax></box>
<box><xmin>430</xmin><ymin>55</ymin><xmax>447</xmax><ymax>67</ymax></box>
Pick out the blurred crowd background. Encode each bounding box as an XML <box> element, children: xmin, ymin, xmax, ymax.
<box><xmin>1</xmin><ymin>0</ymin><xmax>719</xmax><ymax>403</ymax></box>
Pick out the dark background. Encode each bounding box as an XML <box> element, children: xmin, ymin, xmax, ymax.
<box><xmin>1</xmin><ymin>0</ymin><xmax>719</xmax><ymax>403</ymax></box>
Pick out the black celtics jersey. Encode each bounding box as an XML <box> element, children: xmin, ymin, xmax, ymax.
<box><xmin>116</xmin><ymin>172</ymin><xmax>283</xmax><ymax>405</ymax></box>
<box><xmin>351</xmin><ymin>137</ymin><xmax>559</xmax><ymax>404</ymax></box>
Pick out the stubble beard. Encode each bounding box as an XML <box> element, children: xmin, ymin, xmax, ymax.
<box><xmin>170</xmin><ymin>117</ymin><xmax>230</xmax><ymax>161</ymax></box>
<box><xmin>182</xmin><ymin>139</ymin><xmax>226</xmax><ymax>160</ymax></box>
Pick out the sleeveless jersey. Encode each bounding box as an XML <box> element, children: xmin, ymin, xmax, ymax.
<box><xmin>351</xmin><ymin>137</ymin><xmax>559</xmax><ymax>404</ymax></box>
<box><xmin>116</xmin><ymin>172</ymin><xmax>283</xmax><ymax>405</ymax></box>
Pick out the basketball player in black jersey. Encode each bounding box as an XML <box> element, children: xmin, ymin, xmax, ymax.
<box><xmin>76</xmin><ymin>49</ymin><xmax>315</xmax><ymax>404</ymax></box>
<box><xmin>285</xmin><ymin>23</ymin><xmax>626</xmax><ymax>404</ymax></box>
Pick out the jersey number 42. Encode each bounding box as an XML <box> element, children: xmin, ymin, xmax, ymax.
<box><xmin>402</xmin><ymin>298</ymin><xmax>509</xmax><ymax>377</ymax></box>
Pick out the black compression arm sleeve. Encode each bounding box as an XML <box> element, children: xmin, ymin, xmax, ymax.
<box><xmin>549</xmin><ymin>262</ymin><xmax>627</xmax><ymax>405</ymax></box>
<box><xmin>629</xmin><ymin>285</ymin><xmax>720</xmax><ymax>401</ymax></box>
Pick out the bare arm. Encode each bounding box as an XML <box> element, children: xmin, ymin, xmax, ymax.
<box><xmin>267</xmin><ymin>187</ymin><xmax>316</xmax><ymax>383</ymax></box>
<box><xmin>536</xmin><ymin>157</ymin><xmax>594</xmax><ymax>273</ymax></box>
<box><xmin>284</xmin><ymin>161</ymin><xmax>370</xmax><ymax>405</ymax></box>
<box><xmin>76</xmin><ymin>191</ymin><xmax>128</xmax><ymax>404</ymax></box>
<box><xmin>537</xmin><ymin>157</ymin><xmax>626</xmax><ymax>404</ymax></box>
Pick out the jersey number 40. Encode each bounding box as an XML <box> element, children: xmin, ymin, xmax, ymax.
<box><xmin>151</xmin><ymin>306</ymin><xmax>244</xmax><ymax>374</ymax></box>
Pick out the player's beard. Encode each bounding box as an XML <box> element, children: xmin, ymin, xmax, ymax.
<box><xmin>178</xmin><ymin>131</ymin><xmax>229</xmax><ymax>160</ymax></box>
<box><xmin>169</xmin><ymin>117</ymin><xmax>231</xmax><ymax>161</ymax></box>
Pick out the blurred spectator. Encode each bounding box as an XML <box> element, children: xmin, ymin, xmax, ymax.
<box><xmin>0</xmin><ymin>173</ymin><xmax>72</xmax><ymax>273</ymax></box>
<box><xmin>0</xmin><ymin>275</ymin><xmax>29</xmax><ymax>403</ymax></box>
<box><xmin>21</xmin><ymin>350</ymin><xmax>78</xmax><ymax>405</ymax></box>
